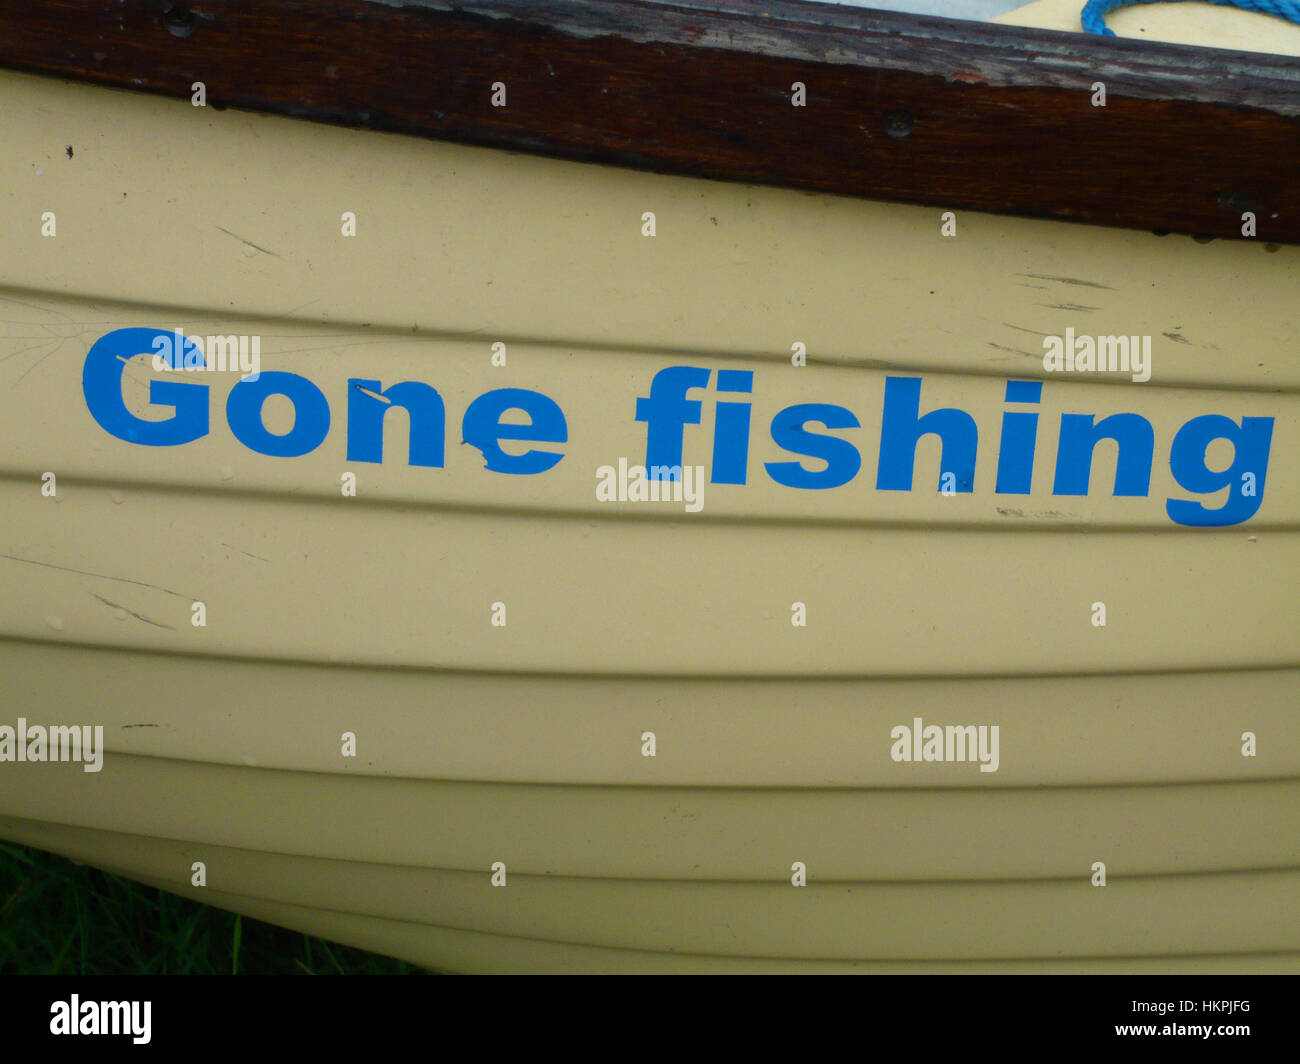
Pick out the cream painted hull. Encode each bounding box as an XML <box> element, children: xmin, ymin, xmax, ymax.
<box><xmin>0</xmin><ymin>56</ymin><xmax>1296</xmax><ymax>972</ymax></box>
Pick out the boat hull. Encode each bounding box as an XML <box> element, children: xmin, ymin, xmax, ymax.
<box><xmin>0</xmin><ymin>61</ymin><xmax>1296</xmax><ymax>972</ymax></box>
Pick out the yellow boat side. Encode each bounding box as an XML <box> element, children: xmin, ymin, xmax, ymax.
<box><xmin>0</xmin><ymin>0</ymin><xmax>1296</xmax><ymax>972</ymax></box>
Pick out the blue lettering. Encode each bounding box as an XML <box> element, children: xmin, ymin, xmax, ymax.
<box><xmin>82</xmin><ymin>327</ymin><xmax>209</xmax><ymax>446</ymax></box>
<box><xmin>995</xmin><ymin>380</ymin><xmax>1041</xmax><ymax>495</ymax></box>
<box><xmin>1053</xmin><ymin>412</ymin><xmax>1153</xmax><ymax>496</ymax></box>
<box><xmin>635</xmin><ymin>366</ymin><xmax>710</xmax><ymax>479</ymax></box>
<box><xmin>765</xmin><ymin>403</ymin><xmax>861</xmax><ymax>489</ymax></box>
<box><xmin>877</xmin><ymin>376</ymin><xmax>978</xmax><ymax>492</ymax></box>
<box><xmin>1167</xmin><ymin>415</ymin><xmax>1273</xmax><ymax>527</ymax></box>
<box><xmin>347</xmin><ymin>379</ymin><xmax>445</xmax><ymax>467</ymax></box>
<box><xmin>711</xmin><ymin>369</ymin><xmax>753</xmax><ymax>485</ymax></box>
<box><xmin>226</xmin><ymin>372</ymin><xmax>330</xmax><ymax>457</ymax></box>
<box><xmin>461</xmin><ymin>388</ymin><xmax>567</xmax><ymax>474</ymax></box>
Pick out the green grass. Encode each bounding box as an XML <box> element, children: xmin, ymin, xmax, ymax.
<box><xmin>0</xmin><ymin>841</ymin><xmax>431</xmax><ymax>974</ymax></box>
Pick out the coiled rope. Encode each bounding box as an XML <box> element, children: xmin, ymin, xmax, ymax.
<box><xmin>1082</xmin><ymin>0</ymin><xmax>1300</xmax><ymax>36</ymax></box>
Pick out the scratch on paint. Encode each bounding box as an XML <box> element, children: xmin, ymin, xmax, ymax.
<box><xmin>0</xmin><ymin>553</ymin><xmax>194</xmax><ymax>600</ymax></box>
<box><xmin>1040</xmin><ymin>303</ymin><xmax>1099</xmax><ymax>312</ymax></box>
<box><xmin>215</xmin><ymin>226</ymin><xmax>283</xmax><ymax>259</ymax></box>
<box><xmin>220</xmin><ymin>543</ymin><xmax>272</xmax><ymax>563</ymax></box>
<box><xmin>986</xmin><ymin>342</ymin><xmax>1040</xmax><ymax>359</ymax></box>
<box><xmin>1018</xmin><ymin>273</ymin><xmax>1115</xmax><ymax>290</ymax></box>
<box><xmin>1</xmin><ymin>297</ymin><xmax>96</xmax><ymax>387</ymax></box>
<box><xmin>998</xmin><ymin>507</ymin><xmax>1069</xmax><ymax>520</ymax></box>
<box><xmin>9</xmin><ymin>336</ymin><xmax>69</xmax><ymax>387</ymax></box>
<box><xmin>88</xmin><ymin>592</ymin><xmax>177</xmax><ymax>630</ymax></box>
<box><xmin>1001</xmin><ymin>322</ymin><xmax>1051</xmax><ymax>337</ymax></box>
<box><xmin>352</xmin><ymin>382</ymin><xmax>391</xmax><ymax>404</ymax></box>
<box><xmin>1163</xmin><ymin>332</ymin><xmax>1191</xmax><ymax>345</ymax></box>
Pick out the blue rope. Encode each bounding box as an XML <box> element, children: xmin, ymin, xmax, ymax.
<box><xmin>1082</xmin><ymin>0</ymin><xmax>1300</xmax><ymax>36</ymax></box>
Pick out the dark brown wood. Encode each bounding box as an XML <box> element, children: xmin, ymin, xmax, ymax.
<box><xmin>1</xmin><ymin>0</ymin><xmax>1298</xmax><ymax>240</ymax></box>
